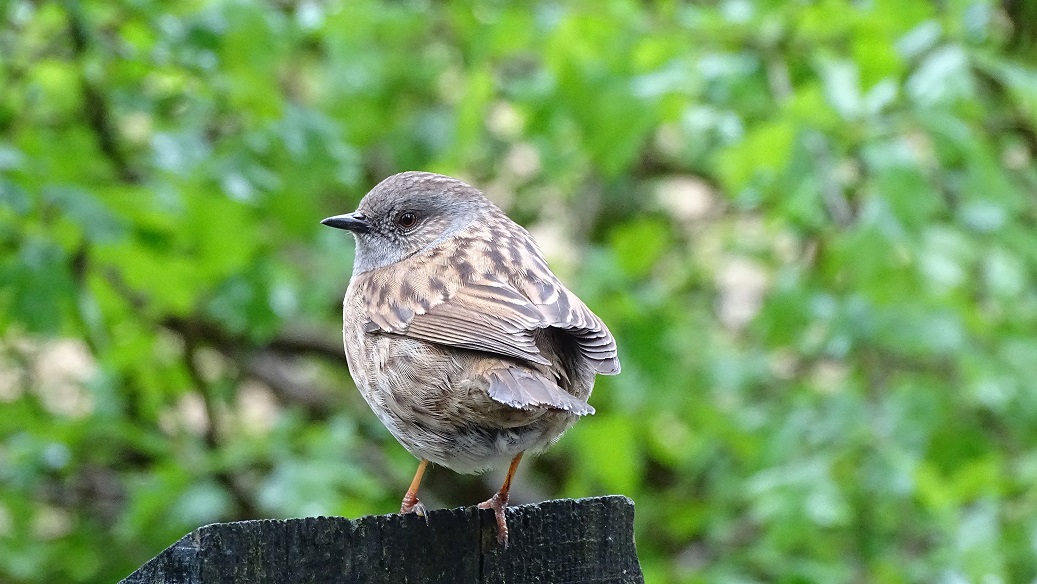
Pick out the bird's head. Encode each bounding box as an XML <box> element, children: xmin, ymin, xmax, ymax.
<box><xmin>322</xmin><ymin>171</ymin><xmax>494</xmax><ymax>275</ymax></box>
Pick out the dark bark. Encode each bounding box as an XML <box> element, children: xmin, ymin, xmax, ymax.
<box><xmin>119</xmin><ymin>496</ymin><xmax>644</xmax><ymax>584</ymax></box>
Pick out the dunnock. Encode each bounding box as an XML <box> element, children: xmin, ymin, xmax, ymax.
<box><xmin>322</xmin><ymin>171</ymin><xmax>620</xmax><ymax>545</ymax></box>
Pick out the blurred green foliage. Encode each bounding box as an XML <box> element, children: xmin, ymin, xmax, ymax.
<box><xmin>3</xmin><ymin>0</ymin><xmax>1037</xmax><ymax>582</ymax></box>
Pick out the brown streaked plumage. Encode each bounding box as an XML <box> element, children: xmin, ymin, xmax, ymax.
<box><xmin>322</xmin><ymin>171</ymin><xmax>620</xmax><ymax>545</ymax></box>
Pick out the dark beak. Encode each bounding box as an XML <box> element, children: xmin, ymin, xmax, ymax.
<box><xmin>321</xmin><ymin>212</ymin><xmax>371</xmax><ymax>233</ymax></box>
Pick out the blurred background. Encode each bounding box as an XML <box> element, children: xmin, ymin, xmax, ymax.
<box><xmin>2</xmin><ymin>0</ymin><xmax>1037</xmax><ymax>582</ymax></box>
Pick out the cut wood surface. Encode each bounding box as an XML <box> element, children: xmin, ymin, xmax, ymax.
<box><xmin>119</xmin><ymin>495</ymin><xmax>644</xmax><ymax>584</ymax></box>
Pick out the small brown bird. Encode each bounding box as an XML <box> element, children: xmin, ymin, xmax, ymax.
<box><xmin>322</xmin><ymin>171</ymin><xmax>620</xmax><ymax>545</ymax></box>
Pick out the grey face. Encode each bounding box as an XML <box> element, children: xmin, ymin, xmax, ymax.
<box><xmin>322</xmin><ymin>171</ymin><xmax>492</xmax><ymax>275</ymax></box>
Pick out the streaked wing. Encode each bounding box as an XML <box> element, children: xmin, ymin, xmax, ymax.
<box><xmin>522</xmin><ymin>276</ymin><xmax>621</xmax><ymax>375</ymax></box>
<box><xmin>402</xmin><ymin>281</ymin><xmax>551</xmax><ymax>366</ymax></box>
<box><xmin>360</xmin><ymin>263</ymin><xmax>620</xmax><ymax>375</ymax></box>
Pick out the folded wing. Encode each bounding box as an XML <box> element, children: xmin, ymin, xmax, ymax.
<box><xmin>359</xmin><ymin>248</ymin><xmax>621</xmax><ymax>386</ymax></box>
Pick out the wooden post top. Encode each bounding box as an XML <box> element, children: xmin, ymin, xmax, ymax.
<box><xmin>119</xmin><ymin>496</ymin><xmax>644</xmax><ymax>584</ymax></box>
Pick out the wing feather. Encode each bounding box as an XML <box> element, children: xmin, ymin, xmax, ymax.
<box><xmin>358</xmin><ymin>233</ymin><xmax>620</xmax><ymax>376</ymax></box>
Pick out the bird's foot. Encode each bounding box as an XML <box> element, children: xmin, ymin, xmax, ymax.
<box><xmin>400</xmin><ymin>493</ymin><xmax>427</xmax><ymax>521</ymax></box>
<box><xmin>478</xmin><ymin>491</ymin><xmax>510</xmax><ymax>546</ymax></box>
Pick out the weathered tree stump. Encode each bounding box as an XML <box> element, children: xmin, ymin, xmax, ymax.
<box><xmin>119</xmin><ymin>495</ymin><xmax>643</xmax><ymax>583</ymax></box>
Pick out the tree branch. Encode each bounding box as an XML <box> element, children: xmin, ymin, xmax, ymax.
<box><xmin>64</xmin><ymin>2</ymin><xmax>141</xmax><ymax>183</ymax></box>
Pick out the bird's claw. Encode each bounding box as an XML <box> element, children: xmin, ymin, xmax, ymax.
<box><xmin>401</xmin><ymin>495</ymin><xmax>429</xmax><ymax>524</ymax></box>
<box><xmin>478</xmin><ymin>492</ymin><xmax>510</xmax><ymax>546</ymax></box>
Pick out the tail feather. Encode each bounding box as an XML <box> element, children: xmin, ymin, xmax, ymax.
<box><xmin>486</xmin><ymin>368</ymin><xmax>594</xmax><ymax>416</ymax></box>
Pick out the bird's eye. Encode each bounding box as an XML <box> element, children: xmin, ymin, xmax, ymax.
<box><xmin>396</xmin><ymin>211</ymin><xmax>418</xmax><ymax>230</ymax></box>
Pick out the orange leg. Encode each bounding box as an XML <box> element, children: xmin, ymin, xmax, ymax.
<box><xmin>400</xmin><ymin>458</ymin><xmax>429</xmax><ymax>516</ymax></box>
<box><xmin>478</xmin><ymin>452</ymin><xmax>524</xmax><ymax>546</ymax></box>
